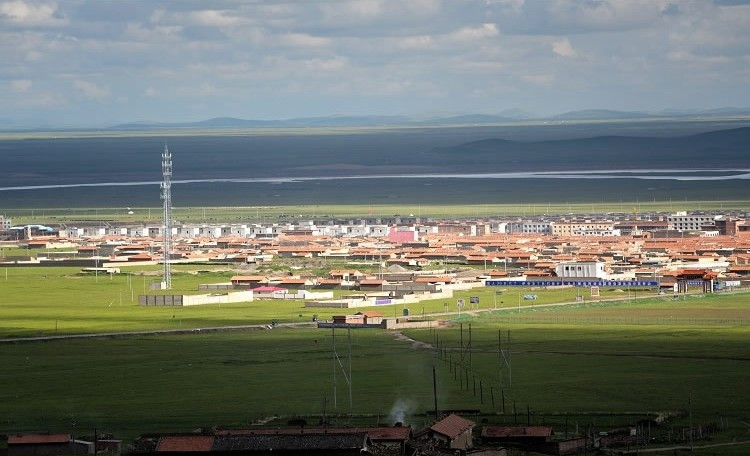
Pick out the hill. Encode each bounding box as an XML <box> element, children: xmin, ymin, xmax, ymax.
<box><xmin>433</xmin><ymin>127</ymin><xmax>750</xmax><ymax>171</ymax></box>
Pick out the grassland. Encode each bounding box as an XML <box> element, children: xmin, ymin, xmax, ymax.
<box><xmin>0</xmin><ymin>265</ymin><xmax>650</xmax><ymax>338</ymax></box>
<box><xmin>0</xmin><ymin>329</ymin><xmax>459</xmax><ymax>435</ymax></box>
<box><xmin>2</xmin><ymin>262</ymin><xmax>749</xmax><ymax>452</ymax></box>
<box><xmin>1</xmin><ymin>296</ymin><xmax>749</xmax><ymax>444</ymax></box>
<box><xmin>4</xmin><ymin>198</ymin><xmax>750</xmax><ymax>225</ymax></box>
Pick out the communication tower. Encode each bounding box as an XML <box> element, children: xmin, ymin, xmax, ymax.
<box><xmin>161</xmin><ymin>143</ymin><xmax>172</xmax><ymax>289</ymax></box>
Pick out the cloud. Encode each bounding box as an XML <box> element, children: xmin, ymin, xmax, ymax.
<box><xmin>0</xmin><ymin>0</ymin><xmax>66</xmax><ymax>26</ymax></box>
<box><xmin>0</xmin><ymin>0</ymin><xmax>748</xmax><ymax>123</ymax></box>
<box><xmin>278</xmin><ymin>33</ymin><xmax>331</xmax><ymax>48</ymax></box>
<box><xmin>73</xmin><ymin>80</ymin><xmax>110</xmax><ymax>102</ymax></box>
<box><xmin>447</xmin><ymin>23</ymin><xmax>499</xmax><ymax>43</ymax></box>
<box><xmin>522</xmin><ymin>74</ymin><xmax>555</xmax><ymax>87</ymax></box>
<box><xmin>495</xmin><ymin>0</ymin><xmax>673</xmax><ymax>35</ymax></box>
<box><xmin>552</xmin><ymin>37</ymin><xmax>576</xmax><ymax>57</ymax></box>
<box><xmin>186</xmin><ymin>9</ymin><xmax>248</xmax><ymax>27</ymax></box>
<box><xmin>174</xmin><ymin>82</ymin><xmax>224</xmax><ymax>98</ymax></box>
<box><xmin>10</xmin><ymin>79</ymin><xmax>32</xmax><ymax>91</ymax></box>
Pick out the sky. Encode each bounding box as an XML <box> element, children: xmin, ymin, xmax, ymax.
<box><xmin>1</xmin><ymin>0</ymin><xmax>749</xmax><ymax>126</ymax></box>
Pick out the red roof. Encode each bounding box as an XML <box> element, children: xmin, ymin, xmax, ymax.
<box><xmin>216</xmin><ymin>427</ymin><xmax>410</xmax><ymax>441</ymax></box>
<box><xmin>415</xmin><ymin>276</ymin><xmax>454</xmax><ymax>283</ymax></box>
<box><xmin>8</xmin><ymin>434</ymin><xmax>71</xmax><ymax>445</ymax></box>
<box><xmin>231</xmin><ymin>275</ymin><xmax>268</xmax><ymax>282</ymax></box>
<box><xmin>481</xmin><ymin>426</ymin><xmax>553</xmax><ymax>438</ymax></box>
<box><xmin>157</xmin><ymin>436</ymin><xmax>214</xmax><ymax>452</ymax></box>
<box><xmin>430</xmin><ymin>414</ymin><xmax>475</xmax><ymax>439</ymax></box>
<box><xmin>252</xmin><ymin>286</ymin><xmax>288</xmax><ymax>292</ymax></box>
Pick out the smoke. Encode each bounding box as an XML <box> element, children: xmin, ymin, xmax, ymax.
<box><xmin>388</xmin><ymin>398</ymin><xmax>416</xmax><ymax>425</ymax></box>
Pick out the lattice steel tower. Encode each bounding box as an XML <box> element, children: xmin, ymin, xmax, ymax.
<box><xmin>161</xmin><ymin>143</ymin><xmax>172</xmax><ymax>289</ymax></box>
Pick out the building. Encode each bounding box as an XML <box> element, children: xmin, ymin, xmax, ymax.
<box><xmin>388</xmin><ymin>226</ymin><xmax>419</xmax><ymax>243</ymax></box>
<box><xmin>7</xmin><ymin>434</ymin><xmax>90</xmax><ymax>456</ymax></box>
<box><xmin>141</xmin><ymin>432</ymin><xmax>371</xmax><ymax>455</ymax></box>
<box><xmin>415</xmin><ymin>414</ymin><xmax>475</xmax><ymax>450</ymax></box>
<box><xmin>555</xmin><ymin>261</ymin><xmax>607</xmax><ymax>279</ymax></box>
<box><xmin>507</xmin><ymin>220</ymin><xmax>553</xmax><ymax>235</ymax></box>
<box><xmin>481</xmin><ymin>426</ymin><xmax>553</xmax><ymax>446</ymax></box>
<box><xmin>230</xmin><ymin>275</ymin><xmax>269</xmax><ymax>288</ymax></box>
<box><xmin>667</xmin><ymin>212</ymin><xmax>716</xmax><ymax>231</ymax></box>
<box><xmin>552</xmin><ymin>221</ymin><xmax>617</xmax><ymax>237</ymax></box>
<box><xmin>0</xmin><ymin>215</ymin><xmax>12</xmax><ymax>230</ymax></box>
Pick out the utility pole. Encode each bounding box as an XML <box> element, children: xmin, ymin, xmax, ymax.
<box><xmin>432</xmin><ymin>366</ymin><xmax>438</xmax><ymax>420</ymax></box>
<box><xmin>332</xmin><ymin>326</ymin><xmax>337</xmax><ymax>408</ymax></box>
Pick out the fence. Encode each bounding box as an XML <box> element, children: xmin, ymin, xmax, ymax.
<box><xmin>139</xmin><ymin>295</ymin><xmax>183</xmax><ymax>306</ymax></box>
<box><xmin>488</xmin><ymin>315</ymin><xmax>749</xmax><ymax>326</ymax></box>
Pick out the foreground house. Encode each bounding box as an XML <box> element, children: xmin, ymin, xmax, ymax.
<box><xmin>413</xmin><ymin>414</ymin><xmax>475</xmax><ymax>450</ymax></box>
<box><xmin>8</xmin><ymin>434</ymin><xmax>96</xmax><ymax>456</ymax></box>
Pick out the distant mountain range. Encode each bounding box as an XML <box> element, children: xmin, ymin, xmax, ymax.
<box><xmin>431</xmin><ymin>126</ymin><xmax>750</xmax><ymax>171</ymax></box>
<box><xmin>108</xmin><ymin>107</ymin><xmax>750</xmax><ymax>130</ymax></box>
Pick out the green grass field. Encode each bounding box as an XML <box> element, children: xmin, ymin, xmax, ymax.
<box><xmin>0</xmin><ymin>266</ymin><xmax>649</xmax><ymax>337</ymax></box>
<box><xmin>2</xmin><ymin>263</ymin><xmax>749</xmax><ymax>452</ymax></box>
<box><xmin>4</xmin><ymin>199</ymin><xmax>750</xmax><ymax>224</ymax></box>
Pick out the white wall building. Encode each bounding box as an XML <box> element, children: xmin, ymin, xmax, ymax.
<box><xmin>490</xmin><ymin>222</ymin><xmax>509</xmax><ymax>234</ymax></box>
<box><xmin>555</xmin><ymin>261</ymin><xmax>607</xmax><ymax>279</ymax></box>
<box><xmin>368</xmin><ymin>225</ymin><xmax>389</xmax><ymax>237</ymax></box>
<box><xmin>508</xmin><ymin>220</ymin><xmax>553</xmax><ymax>234</ymax></box>
<box><xmin>0</xmin><ymin>216</ymin><xmax>11</xmax><ymax>230</ymax></box>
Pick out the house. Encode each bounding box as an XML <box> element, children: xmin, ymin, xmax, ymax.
<box><xmin>230</xmin><ymin>275</ymin><xmax>269</xmax><ymax>288</ymax></box>
<box><xmin>332</xmin><ymin>314</ymin><xmax>366</xmax><ymax>325</ymax></box>
<box><xmin>216</xmin><ymin>427</ymin><xmax>408</xmax><ymax>455</ymax></box>
<box><xmin>415</xmin><ymin>414</ymin><xmax>475</xmax><ymax>450</ymax></box>
<box><xmin>481</xmin><ymin>426</ymin><xmax>553</xmax><ymax>446</ymax></box>
<box><xmin>355</xmin><ymin>310</ymin><xmax>384</xmax><ymax>325</ymax></box>
<box><xmin>329</xmin><ymin>269</ymin><xmax>364</xmax><ymax>281</ymax></box>
<box><xmin>275</xmin><ymin>278</ymin><xmax>316</xmax><ymax>290</ymax></box>
<box><xmin>7</xmin><ymin>434</ymin><xmax>86</xmax><ymax>456</ymax></box>
<box><xmin>157</xmin><ymin>435</ymin><xmax>215</xmax><ymax>452</ymax></box>
<box><xmin>251</xmin><ymin>285</ymin><xmax>289</xmax><ymax>298</ymax></box>
<box><xmin>414</xmin><ymin>276</ymin><xmax>454</xmax><ymax>285</ymax></box>
<box><xmin>138</xmin><ymin>432</ymin><xmax>371</xmax><ymax>455</ymax></box>
<box><xmin>316</xmin><ymin>278</ymin><xmax>345</xmax><ymax>289</ymax></box>
<box><xmin>211</xmin><ymin>432</ymin><xmax>370</xmax><ymax>455</ymax></box>
<box><xmin>358</xmin><ymin>279</ymin><xmax>385</xmax><ymax>291</ymax></box>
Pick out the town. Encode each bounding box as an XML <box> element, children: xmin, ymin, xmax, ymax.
<box><xmin>2</xmin><ymin>211</ymin><xmax>749</xmax><ymax>293</ymax></box>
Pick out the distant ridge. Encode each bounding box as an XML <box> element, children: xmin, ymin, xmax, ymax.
<box><xmin>552</xmin><ymin>109</ymin><xmax>653</xmax><ymax>120</ymax></box>
<box><xmin>103</xmin><ymin>107</ymin><xmax>750</xmax><ymax>131</ymax></box>
<box><xmin>433</xmin><ymin>126</ymin><xmax>750</xmax><ymax>170</ymax></box>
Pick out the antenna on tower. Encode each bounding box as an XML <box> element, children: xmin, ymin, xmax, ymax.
<box><xmin>161</xmin><ymin>142</ymin><xmax>172</xmax><ymax>289</ymax></box>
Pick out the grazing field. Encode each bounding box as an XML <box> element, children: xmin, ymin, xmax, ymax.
<box><xmin>4</xmin><ymin>198</ymin><xmax>750</xmax><ymax>225</ymax></box>
<box><xmin>0</xmin><ymin>265</ymin><xmax>649</xmax><ymax>338</ymax></box>
<box><xmin>0</xmin><ymin>329</ymin><xmax>460</xmax><ymax>436</ymax></box>
<box><xmin>1</xmin><ymin>299</ymin><xmax>749</xmax><ymax>443</ymax></box>
<box><xmin>405</xmin><ymin>294</ymin><xmax>750</xmax><ymax>417</ymax></box>
<box><xmin>1</xmin><ymin>262</ymin><xmax>749</xmax><ymax>445</ymax></box>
